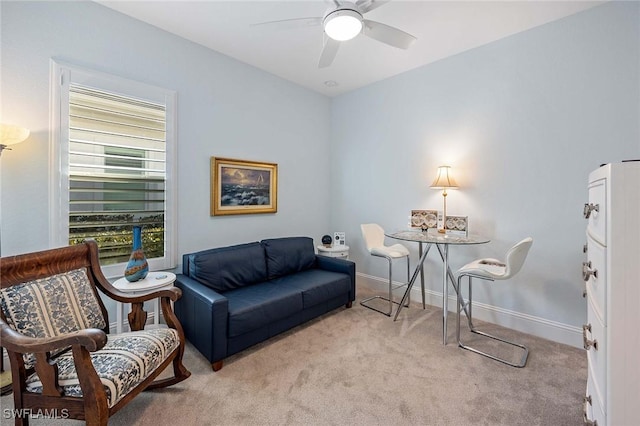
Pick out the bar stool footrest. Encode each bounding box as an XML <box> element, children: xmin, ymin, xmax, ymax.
<box><xmin>458</xmin><ymin>329</ymin><xmax>529</xmax><ymax>368</ymax></box>
<box><xmin>360</xmin><ymin>295</ymin><xmax>409</xmax><ymax>317</ymax></box>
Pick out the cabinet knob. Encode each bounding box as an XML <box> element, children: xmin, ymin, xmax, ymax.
<box><xmin>582</xmin><ymin>261</ymin><xmax>598</xmax><ymax>281</ymax></box>
<box><xmin>583</xmin><ymin>203</ymin><xmax>599</xmax><ymax>219</ymax></box>
<box><xmin>582</xmin><ymin>324</ymin><xmax>598</xmax><ymax>351</ymax></box>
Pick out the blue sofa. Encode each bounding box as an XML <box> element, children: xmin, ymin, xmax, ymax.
<box><xmin>174</xmin><ymin>236</ymin><xmax>355</xmax><ymax>371</ymax></box>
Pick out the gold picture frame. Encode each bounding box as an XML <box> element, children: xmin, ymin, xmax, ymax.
<box><xmin>210</xmin><ymin>157</ymin><xmax>278</xmax><ymax>216</ymax></box>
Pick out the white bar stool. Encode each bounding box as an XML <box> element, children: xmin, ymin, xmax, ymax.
<box><xmin>456</xmin><ymin>237</ymin><xmax>533</xmax><ymax>367</ymax></box>
<box><xmin>360</xmin><ymin>223</ymin><xmax>410</xmax><ymax>316</ymax></box>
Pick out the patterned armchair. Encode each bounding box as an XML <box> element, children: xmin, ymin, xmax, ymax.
<box><xmin>0</xmin><ymin>240</ymin><xmax>190</xmax><ymax>425</ymax></box>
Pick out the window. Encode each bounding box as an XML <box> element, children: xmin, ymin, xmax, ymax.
<box><xmin>51</xmin><ymin>61</ymin><xmax>177</xmax><ymax>278</ymax></box>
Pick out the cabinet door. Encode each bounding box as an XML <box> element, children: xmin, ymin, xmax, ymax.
<box><xmin>586</xmin><ymin>178</ymin><xmax>606</xmax><ymax>246</ymax></box>
<box><xmin>585</xmin><ymin>236</ymin><xmax>606</xmax><ymax>325</ymax></box>
<box><xmin>586</xmin><ymin>372</ymin><xmax>605</xmax><ymax>426</ymax></box>
<box><xmin>586</xmin><ymin>295</ymin><xmax>607</xmax><ymax>413</ymax></box>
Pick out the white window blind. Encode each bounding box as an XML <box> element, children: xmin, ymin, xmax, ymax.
<box><xmin>67</xmin><ymin>85</ymin><xmax>167</xmax><ymax>265</ymax></box>
<box><xmin>51</xmin><ymin>61</ymin><xmax>177</xmax><ymax>278</ymax></box>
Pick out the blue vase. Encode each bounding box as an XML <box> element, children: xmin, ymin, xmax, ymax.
<box><xmin>124</xmin><ymin>226</ymin><xmax>149</xmax><ymax>282</ymax></box>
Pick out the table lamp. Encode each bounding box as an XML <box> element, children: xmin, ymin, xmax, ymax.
<box><xmin>430</xmin><ymin>165</ymin><xmax>458</xmax><ymax>233</ymax></box>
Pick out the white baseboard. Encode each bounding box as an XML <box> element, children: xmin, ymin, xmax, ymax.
<box><xmin>109</xmin><ymin>312</ymin><xmax>159</xmax><ymax>334</ymax></box>
<box><xmin>357</xmin><ymin>272</ymin><xmax>583</xmax><ymax>349</ymax></box>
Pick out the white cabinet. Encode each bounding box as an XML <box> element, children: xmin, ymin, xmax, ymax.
<box><xmin>582</xmin><ymin>161</ymin><xmax>640</xmax><ymax>426</ymax></box>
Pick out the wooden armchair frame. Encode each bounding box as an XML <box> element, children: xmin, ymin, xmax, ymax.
<box><xmin>0</xmin><ymin>241</ymin><xmax>191</xmax><ymax>425</ymax></box>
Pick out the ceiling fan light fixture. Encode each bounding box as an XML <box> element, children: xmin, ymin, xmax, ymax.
<box><xmin>323</xmin><ymin>9</ymin><xmax>363</xmax><ymax>41</ymax></box>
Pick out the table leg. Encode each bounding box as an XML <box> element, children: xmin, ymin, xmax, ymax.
<box><xmin>419</xmin><ymin>242</ymin><xmax>426</xmax><ymax>309</ymax></box>
<box><xmin>434</xmin><ymin>244</ymin><xmax>474</xmax><ymax>345</ymax></box>
<box><xmin>154</xmin><ymin>298</ymin><xmax>160</xmax><ymax>327</ymax></box>
<box><xmin>116</xmin><ymin>302</ymin><xmax>124</xmax><ymax>334</ymax></box>
<box><xmin>394</xmin><ymin>243</ymin><xmax>432</xmax><ymax>321</ymax></box>
<box><xmin>128</xmin><ymin>302</ymin><xmax>148</xmax><ymax>331</ymax></box>
<box><xmin>435</xmin><ymin>244</ymin><xmax>471</xmax><ymax>322</ymax></box>
<box><xmin>441</xmin><ymin>244</ymin><xmax>449</xmax><ymax>344</ymax></box>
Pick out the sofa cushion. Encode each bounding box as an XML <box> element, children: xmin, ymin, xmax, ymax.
<box><xmin>188</xmin><ymin>242</ymin><xmax>268</xmax><ymax>293</ymax></box>
<box><xmin>261</xmin><ymin>237</ymin><xmax>316</xmax><ymax>280</ymax></box>
<box><xmin>271</xmin><ymin>269</ymin><xmax>352</xmax><ymax>309</ymax></box>
<box><xmin>225</xmin><ymin>282</ymin><xmax>303</xmax><ymax>337</ymax></box>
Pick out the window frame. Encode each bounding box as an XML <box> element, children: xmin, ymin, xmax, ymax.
<box><xmin>50</xmin><ymin>60</ymin><xmax>178</xmax><ymax>278</ymax></box>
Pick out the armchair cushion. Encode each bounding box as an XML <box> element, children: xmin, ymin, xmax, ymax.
<box><xmin>0</xmin><ymin>267</ymin><xmax>107</xmax><ymax>368</ymax></box>
<box><xmin>25</xmin><ymin>328</ymin><xmax>180</xmax><ymax>407</ymax></box>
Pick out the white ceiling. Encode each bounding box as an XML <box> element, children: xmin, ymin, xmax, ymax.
<box><xmin>96</xmin><ymin>0</ymin><xmax>604</xmax><ymax>97</ymax></box>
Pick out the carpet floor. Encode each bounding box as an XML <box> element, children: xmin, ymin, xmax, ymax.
<box><xmin>0</xmin><ymin>286</ymin><xmax>587</xmax><ymax>425</ymax></box>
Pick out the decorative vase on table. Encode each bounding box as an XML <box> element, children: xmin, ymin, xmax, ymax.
<box><xmin>124</xmin><ymin>225</ymin><xmax>149</xmax><ymax>282</ymax></box>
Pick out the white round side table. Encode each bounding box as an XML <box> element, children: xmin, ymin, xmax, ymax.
<box><xmin>113</xmin><ymin>271</ymin><xmax>176</xmax><ymax>334</ymax></box>
<box><xmin>317</xmin><ymin>245</ymin><xmax>349</xmax><ymax>259</ymax></box>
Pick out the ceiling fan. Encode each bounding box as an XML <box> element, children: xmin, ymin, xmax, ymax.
<box><xmin>254</xmin><ymin>0</ymin><xmax>417</xmax><ymax>68</ymax></box>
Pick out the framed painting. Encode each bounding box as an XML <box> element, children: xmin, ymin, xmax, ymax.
<box><xmin>210</xmin><ymin>157</ymin><xmax>278</xmax><ymax>216</ymax></box>
<box><xmin>444</xmin><ymin>215</ymin><xmax>468</xmax><ymax>236</ymax></box>
<box><xmin>410</xmin><ymin>209</ymin><xmax>438</xmax><ymax>230</ymax></box>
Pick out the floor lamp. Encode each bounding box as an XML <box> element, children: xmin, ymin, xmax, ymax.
<box><xmin>0</xmin><ymin>123</ymin><xmax>30</xmax><ymax>395</ymax></box>
<box><xmin>430</xmin><ymin>165</ymin><xmax>458</xmax><ymax>233</ymax></box>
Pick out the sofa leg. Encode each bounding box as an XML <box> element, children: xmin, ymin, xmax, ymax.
<box><xmin>346</xmin><ymin>301</ymin><xmax>353</xmax><ymax>308</ymax></box>
<box><xmin>212</xmin><ymin>360</ymin><xmax>224</xmax><ymax>371</ymax></box>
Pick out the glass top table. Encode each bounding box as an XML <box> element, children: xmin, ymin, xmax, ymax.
<box><xmin>387</xmin><ymin>230</ymin><xmax>490</xmax><ymax>246</ymax></box>
<box><xmin>385</xmin><ymin>230</ymin><xmax>490</xmax><ymax>345</ymax></box>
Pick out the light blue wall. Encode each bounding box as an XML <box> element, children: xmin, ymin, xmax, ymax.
<box><xmin>1</xmin><ymin>1</ymin><xmax>638</xmax><ymax>345</ymax></box>
<box><xmin>330</xmin><ymin>1</ymin><xmax>639</xmax><ymax>333</ymax></box>
<box><xmin>1</xmin><ymin>0</ymin><xmax>331</xmax><ymax>329</ymax></box>
<box><xmin>1</xmin><ymin>1</ymin><xmax>332</xmax><ymax>261</ymax></box>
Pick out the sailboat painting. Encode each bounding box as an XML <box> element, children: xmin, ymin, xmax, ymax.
<box><xmin>211</xmin><ymin>157</ymin><xmax>278</xmax><ymax>215</ymax></box>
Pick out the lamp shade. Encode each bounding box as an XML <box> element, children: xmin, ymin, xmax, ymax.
<box><xmin>430</xmin><ymin>165</ymin><xmax>458</xmax><ymax>189</ymax></box>
<box><xmin>324</xmin><ymin>9</ymin><xmax>363</xmax><ymax>41</ymax></box>
<box><xmin>0</xmin><ymin>124</ymin><xmax>30</xmax><ymax>146</ymax></box>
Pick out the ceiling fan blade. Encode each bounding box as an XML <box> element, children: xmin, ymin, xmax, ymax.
<box><xmin>362</xmin><ymin>19</ymin><xmax>416</xmax><ymax>49</ymax></box>
<box><xmin>252</xmin><ymin>17</ymin><xmax>322</xmax><ymax>30</ymax></box>
<box><xmin>318</xmin><ymin>37</ymin><xmax>340</xmax><ymax>68</ymax></box>
<box><xmin>355</xmin><ymin>0</ymin><xmax>390</xmax><ymax>14</ymax></box>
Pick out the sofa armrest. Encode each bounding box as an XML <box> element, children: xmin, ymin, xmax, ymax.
<box><xmin>174</xmin><ymin>274</ymin><xmax>228</xmax><ymax>364</ymax></box>
<box><xmin>315</xmin><ymin>256</ymin><xmax>356</xmax><ymax>302</ymax></box>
